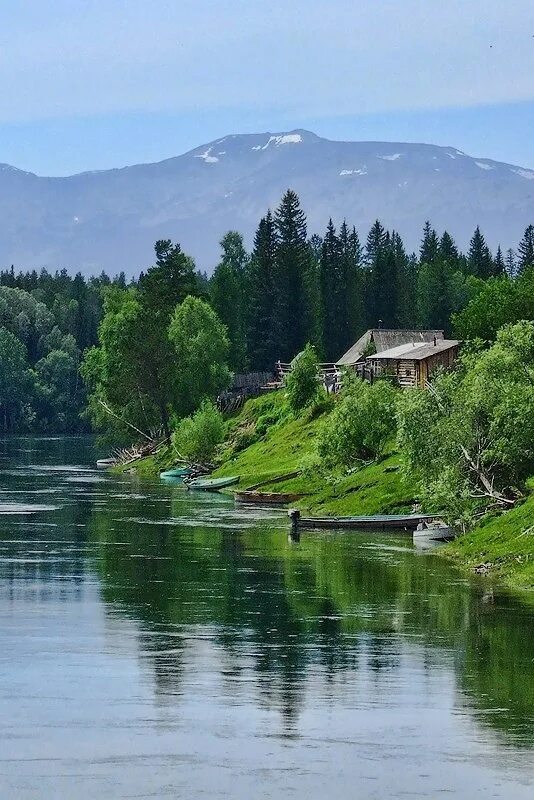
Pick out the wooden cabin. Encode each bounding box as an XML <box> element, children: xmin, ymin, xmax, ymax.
<box><xmin>366</xmin><ymin>338</ymin><xmax>460</xmax><ymax>388</ymax></box>
<box><xmin>337</xmin><ymin>328</ymin><xmax>445</xmax><ymax>368</ymax></box>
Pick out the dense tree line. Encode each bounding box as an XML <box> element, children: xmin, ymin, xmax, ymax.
<box><xmin>3</xmin><ymin>189</ymin><xmax>534</xmax><ymax>436</ymax></box>
<box><xmin>208</xmin><ymin>191</ymin><xmax>534</xmax><ymax>370</ymax></box>
<box><xmin>0</xmin><ymin>268</ymin><xmax>124</xmax><ymax>432</ymax></box>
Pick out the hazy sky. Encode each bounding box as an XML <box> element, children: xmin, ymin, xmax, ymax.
<box><xmin>2</xmin><ymin>0</ymin><xmax>534</xmax><ymax>174</ymax></box>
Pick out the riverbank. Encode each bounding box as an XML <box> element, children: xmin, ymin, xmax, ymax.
<box><xmin>124</xmin><ymin>391</ymin><xmax>533</xmax><ymax>592</ymax></box>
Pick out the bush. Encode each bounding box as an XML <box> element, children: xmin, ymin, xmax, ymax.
<box><xmin>318</xmin><ymin>379</ymin><xmax>398</xmax><ymax>470</ymax></box>
<box><xmin>172</xmin><ymin>400</ymin><xmax>225</xmax><ymax>463</ymax></box>
<box><xmin>285</xmin><ymin>343</ymin><xmax>320</xmax><ymax>414</ymax></box>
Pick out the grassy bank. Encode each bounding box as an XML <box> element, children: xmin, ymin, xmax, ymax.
<box><xmin>445</xmin><ymin>486</ymin><xmax>534</xmax><ymax>592</ymax></box>
<box><xmin>123</xmin><ymin>390</ymin><xmax>533</xmax><ymax>592</ymax></box>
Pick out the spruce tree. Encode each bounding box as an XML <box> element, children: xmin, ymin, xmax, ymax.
<box><xmin>494</xmin><ymin>245</ymin><xmax>505</xmax><ymax>277</ymax></box>
<box><xmin>340</xmin><ymin>222</ymin><xmax>365</xmax><ymax>349</ymax></box>
<box><xmin>517</xmin><ymin>224</ymin><xmax>534</xmax><ymax>274</ymax></box>
<box><xmin>467</xmin><ymin>226</ymin><xmax>493</xmax><ymax>278</ymax></box>
<box><xmin>210</xmin><ymin>231</ymin><xmax>249</xmax><ymax>372</ymax></box>
<box><xmin>505</xmin><ymin>248</ymin><xmax>517</xmax><ymax>279</ymax></box>
<box><xmin>273</xmin><ymin>190</ymin><xmax>310</xmax><ymax>361</ymax></box>
<box><xmin>420</xmin><ymin>221</ymin><xmax>439</xmax><ymax>265</ymax></box>
<box><xmin>438</xmin><ymin>231</ymin><xmax>460</xmax><ymax>268</ymax></box>
<box><xmin>319</xmin><ymin>219</ymin><xmax>341</xmax><ymax>360</ymax></box>
<box><xmin>247</xmin><ymin>212</ymin><xmax>279</xmax><ymax>371</ymax></box>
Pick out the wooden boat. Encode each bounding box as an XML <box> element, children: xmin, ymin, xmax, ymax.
<box><xmin>186</xmin><ymin>476</ymin><xmax>240</xmax><ymax>492</ymax></box>
<box><xmin>413</xmin><ymin>519</ymin><xmax>455</xmax><ymax>542</ymax></box>
<box><xmin>160</xmin><ymin>467</ymin><xmax>193</xmax><ymax>480</ymax></box>
<box><xmin>288</xmin><ymin>509</ymin><xmax>437</xmax><ymax>532</ymax></box>
<box><xmin>235</xmin><ymin>490</ymin><xmax>303</xmax><ymax>506</ymax></box>
<box><xmin>96</xmin><ymin>457</ymin><xmax>116</xmax><ymax>469</ymax></box>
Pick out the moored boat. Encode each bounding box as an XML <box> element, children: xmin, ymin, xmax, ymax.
<box><xmin>235</xmin><ymin>490</ymin><xmax>303</xmax><ymax>506</ymax></box>
<box><xmin>186</xmin><ymin>476</ymin><xmax>240</xmax><ymax>492</ymax></box>
<box><xmin>160</xmin><ymin>466</ymin><xmax>194</xmax><ymax>480</ymax></box>
<box><xmin>413</xmin><ymin>519</ymin><xmax>455</xmax><ymax>542</ymax></box>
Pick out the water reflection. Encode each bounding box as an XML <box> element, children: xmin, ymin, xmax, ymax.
<box><xmin>0</xmin><ymin>438</ymin><xmax>533</xmax><ymax>799</ymax></box>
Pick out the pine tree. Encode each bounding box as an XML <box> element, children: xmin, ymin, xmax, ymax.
<box><xmin>467</xmin><ymin>226</ymin><xmax>493</xmax><ymax>278</ymax></box>
<box><xmin>365</xmin><ymin>220</ymin><xmax>387</xmax><ymax>266</ymax></box>
<box><xmin>438</xmin><ymin>231</ymin><xmax>460</xmax><ymax>268</ymax></box>
<box><xmin>517</xmin><ymin>224</ymin><xmax>534</xmax><ymax>274</ymax></box>
<box><xmin>210</xmin><ymin>231</ymin><xmax>249</xmax><ymax>372</ymax></box>
<box><xmin>319</xmin><ymin>219</ymin><xmax>342</xmax><ymax>361</ymax></box>
<box><xmin>420</xmin><ymin>221</ymin><xmax>439</xmax><ymax>265</ymax></box>
<box><xmin>494</xmin><ymin>245</ymin><xmax>505</xmax><ymax>277</ymax></box>
<box><xmin>340</xmin><ymin>222</ymin><xmax>365</xmax><ymax>349</ymax></box>
<box><xmin>273</xmin><ymin>190</ymin><xmax>310</xmax><ymax>360</ymax></box>
<box><xmin>247</xmin><ymin>212</ymin><xmax>279</xmax><ymax>370</ymax></box>
<box><xmin>505</xmin><ymin>248</ymin><xmax>517</xmax><ymax>279</ymax></box>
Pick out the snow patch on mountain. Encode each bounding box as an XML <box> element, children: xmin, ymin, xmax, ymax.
<box><xmin>512</xmin><ymin>168</ymin><xmax>534</xmax><ymax>180</ymax></box>
<box><xmin>261</xmin><ymin>134</ymin><xmax>303</xmax><ymax>150</ymax></box>
<box><xmin>476</xmin><ymin>162</ymin><xmax>494</xmax><ymax>171</ymax></box>
<box><xmin>195</xmin><ymin>147</ymin><xmax>219</xmax><ymax>163</ymax></box>
<box><xmin>378</xmin><ymin>153</ymin><xmax>402</xmax><ymax>161</ymax></box>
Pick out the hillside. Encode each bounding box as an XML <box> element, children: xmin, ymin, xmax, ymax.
<box><xmin>1</xmin><ymin>130</ymin><xmax>534</xmax><ymax>274</ymax></box>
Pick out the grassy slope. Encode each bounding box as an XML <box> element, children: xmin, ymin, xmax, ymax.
<box><xmin>213</xmin><ymin>391</ymin><xmax>416</xmax><ymax>516</ymax></box>
<box><xmin>445</xmin><ymin>488</ymin><xmax>534</xmax><ymax>591</ymax></box>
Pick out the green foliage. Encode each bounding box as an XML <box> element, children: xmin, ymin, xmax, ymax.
<box><xmin>209</xmin><ymin>231</ymin><xmax>249</xmax><ymax>371</ymax></box>
<box><xmin>0</xmin><ymin>327</ymin><xmax>35</xmax><ymax>431</ymax></box>
<box><xmin>317</xmin><ymin>378</ymin><xmax>398</xmax><ymax>469</ymax></box>
<box><xmin>172</xmin><ymin>400</ymin><xmax>225</xmax><ymax>463</ymax></box>
<box><xmin>168</xmin><ymin>295</ymin><xmax>231</xmax><ymax>416</ymax></box>
<box><xmin>284</xmin><ymin>343</ymin><xmax>320</xmax><ymax>413</ymax></box>
<box><xmin>453</xmin><ymin>271</ymin><xmax>534</xmax><ymax>341</ymax></box>
<box><xmin>397</xmin><ymin>321</ymin><xmax>534</xmax><ymax>523</ymax></box>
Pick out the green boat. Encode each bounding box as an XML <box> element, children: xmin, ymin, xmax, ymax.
<box><xmin>186</xmin><ymin>476</ymin><xmax>239</xmax><ymax>492</ymax></box>
<box><xmin>160</xmin><ymin>467</ymin><xmax>193</xmax><ymax>480</ymax></box>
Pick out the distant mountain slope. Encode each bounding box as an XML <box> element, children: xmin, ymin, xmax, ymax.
<box><xmin>1</xmin><ymin>129</ymin><xmax>533</xmax><ymax>275</ymax></box>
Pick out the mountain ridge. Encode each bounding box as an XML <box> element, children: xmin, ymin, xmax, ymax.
<box><xmin>1</xmin><ymin>129</ymin><xmax>533</xmax><ymax>274</ymax></box>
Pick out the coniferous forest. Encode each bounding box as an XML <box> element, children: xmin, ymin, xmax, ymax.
<box><xmin>1</xmin><ymin>188</ymin><xmax>534</xmax><ymax>434</ymax></box>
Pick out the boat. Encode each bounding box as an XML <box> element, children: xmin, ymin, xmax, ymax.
<box><xmin>160</xmin><ymin>466</ymin><xmax>194</xmax><ymax>480</ymax></box>
<box><xmin>288</xmin><ymin>509</ymin><xmax>437</xmax><ymax>532</ymax></box>
<box><xmin>186</xmin><ymin>476</ymin><xmax>240</xmax><ymax>492</ymax></box>
<box><xmin>235</xmin><ymin>490</ymin><xmax>303</xmax><ymax>506</ymax></box>
<box><xmin>413</xmin><ymin>519</ymin><xmax>455</xmax><ymax>542</ymax></box>
<box><xmin>96</xmin><ymin>457</ymin><xmax>116</xmax><ymax>469</ymax></box>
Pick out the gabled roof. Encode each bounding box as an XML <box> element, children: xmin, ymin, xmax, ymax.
<box><xmin>367</xmin><ymin>339</ymin><xmax>460</xmax><ymax>361</ymax></box>
<box><xmin>336</xmin><ymin>329</ymin><xmax>444</xmax><ymax>366</ymax></box>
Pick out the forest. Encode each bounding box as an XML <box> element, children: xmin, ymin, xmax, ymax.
<box><xmin>1</xmin><ymin>188</ymin><xmax>534</xmax><ymax>436</ymax></box>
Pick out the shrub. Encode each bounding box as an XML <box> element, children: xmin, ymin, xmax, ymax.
<box><xmin>318</xmin><ymin>379</ymin><xmax>398</xmax><ymax>470</ymax></box>
<box><xmin>172</xmin><ymin>400</ymin><xmax>225</xmax><ymax>463</ymax></box>
<box><xmin>285</xmin><ymin>343</ymin><xmax>320</xmax><ymax>414</ymax></box>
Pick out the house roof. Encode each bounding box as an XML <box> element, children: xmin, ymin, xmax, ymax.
<box><xmin>336</xmin><ymin>329</ymin><xmax>444</xmax><ymax>366</ymax></box>
<box><xmin>367</xmin><ymin>339</ymin><xmax>460</xmax><ymax>362</ymax></box>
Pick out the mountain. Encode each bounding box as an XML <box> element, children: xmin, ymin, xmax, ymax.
<box><xmin>1</xmin><ymin>129</ymin><xmax>533</xmax><ymax>275</ymax></box>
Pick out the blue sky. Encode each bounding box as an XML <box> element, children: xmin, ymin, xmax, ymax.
<box><xmin>1</xmin><ymin>0</ymin><xmax>534</xmax><ymax>174</ymax></box>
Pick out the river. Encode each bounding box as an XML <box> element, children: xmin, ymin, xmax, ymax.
<box><xmin>0</xmin><ymin>437</ymin><xmax>533</xmax><ymax>799</ymax></box>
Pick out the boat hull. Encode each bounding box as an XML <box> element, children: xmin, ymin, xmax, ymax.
<box><xmin>235</xmin><ymin>491</ymin><xmax>303</xmax><ymax>506</ymax></box>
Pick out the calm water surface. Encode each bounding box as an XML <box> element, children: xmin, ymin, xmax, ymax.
<box><xmin>0</xmin><ymin>437</ymin><xmax>533</xmax><ymax>799</ymax></box>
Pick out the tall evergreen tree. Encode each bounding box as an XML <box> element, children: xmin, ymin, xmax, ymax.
<box><xmin>273</xmin><ymin>190</ymin><xmax>310</xmax><ymax>360</ymax></box>
<box><xmin>438</xmin><ymin>231</ymin><xmax>460</xmax><ymax>268</ymax></box>
<box><xmin>494</xmin><ymin>245</ymin><xmax>505</xmax><ymax>277</ymax></box>
<box><xmin>517</xmin><ymin>224</ymin><xmax>534</xmax><ymax>274</ymax></box>
<box><xmin>340</xmin><ymin>222</ymin><xmax>365</xmax><ymax>348</ymax></box>
<box><xmin>467</xmin><ymin>226</ymin><xmax>493</xmax><ymax>278</ymax></box>
<box><xmin>505</xmin><ymin>248</ymin><xmax>517</xmax><ymax>279</ymax></box>
<box><xmin>210</xmin><ymin>231</ymin><xmax>249</xmax><ymax>372</ymax></box>
<box><xmin>247</xmin><ymin>212</ymin><xmax>278</xmax><ymax>370</ymax></box>
<box><xmin>420</xmin><ymin>221</ymin><xmax>439</xmax><ymax>265</ymax></box>
<box><xmin>319</xmin><ymin>219</ymin><xmax>342</xmax><ymax>361</ymax></box>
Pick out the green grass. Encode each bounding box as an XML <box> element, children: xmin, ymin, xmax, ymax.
<box><xmin>445</xmin><ymin>485</ymin><xmax>534</xmax><ymax>592</ymax></box>
<box><xmin>213</xmin><ymin>391</ymin><xmax>415</xmax><ymax>516</ymax></box>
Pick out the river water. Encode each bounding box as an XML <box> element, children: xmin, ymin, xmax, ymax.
<box><xmin>0</xmin><ymin>437</ymin><xmax>533</xmax><ymax>799</ymax></box>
